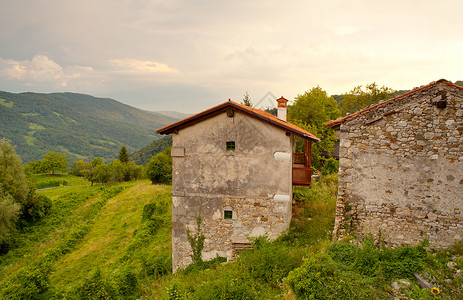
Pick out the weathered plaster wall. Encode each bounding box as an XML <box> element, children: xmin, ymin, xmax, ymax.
<box><xmin>171</xmin><ymin>110</ymin><xmax>293</xmax><ymax>272</ymax></box>
<box><xmin>333</xmin><ymin>83</ymin><xmax>463</xmax><ymax>248</ymax></box>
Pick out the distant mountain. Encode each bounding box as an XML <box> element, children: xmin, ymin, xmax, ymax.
<box><xmin>130</xmin><ymin>135</ymin><xmax>172</xmax><ymax>166</ymax></box>
<box><xmin>155</xmin><ymin>111</ymin><xmax>190</xmax><ymax>120</ymax></box>
<box><xmin>0</xmin><ymin>91</ymin><xmax>180</xmax><ymax>163</ymax></box>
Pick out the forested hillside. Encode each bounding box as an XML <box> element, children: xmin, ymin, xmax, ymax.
<box><xmin>130</xmin><ymin>135</ymin><xmax>172</xmax><ymax>166</ymax></box>
<box><xmin>0</xmin><ymin>92</ymin><xmax>178</xmax><ymax>163</ymax></box>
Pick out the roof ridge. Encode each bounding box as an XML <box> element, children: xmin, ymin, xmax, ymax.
<box><xmin>326</xmin><ymin>79</ymin><xmax>462</xmax><ymax>127</ymax></box>
<box><xmin>156</xmin><ymin>99</ymin><xmax>320</xmax><ymax>141</ymax></box>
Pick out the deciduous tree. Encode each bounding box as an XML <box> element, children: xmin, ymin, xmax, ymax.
<box><xmin>0</xmin><ymin>140</ymin><xmax>29</xmax><ymax>203</ymax></box>
<box><xmin>338</xmin><ymin>83</ymin><xmax>394</xmax><ymax>116</ymax></box>
<box><xmin>288</xmin><ymin>87</ymin><xmax>341</xmax><ymax>170</ymax></box>
<box><xmin>0</xmin><ymin>188</ymin><xmax>20</xmax><ymax>248</ymax></box>
<box><xmin>146</xmin><ymin>147</ymin><xmax>172</xmax><ymax>184</ymax></box>
<box><xmin>37</xmin><ymin>152</ymin><xmax>68</xmax><ymax>175</ymax></box>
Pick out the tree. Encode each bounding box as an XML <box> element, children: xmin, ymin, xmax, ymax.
<box><xmin>146</xmin><ymin>147</ymin><xmax>172</xmax><ymax>184</ymax></box>
<box><xmin>70</xmin><ymin>160</ymin><xmax>90</xmax><ymax>177</ymax></box>
<box><xmin>338</xmin><ymin>83</ymin><xmax>394</xmax><ymax>115</ymax></box>
<box><xmin>37</xmin><ymin>152</ymin><xmax>68</xmax><ymax>175</ymax></box>
<box><xmin>118</xmin><ymin>146</ymin><xmax>130</xmax><ymax>163</ymax></box>
<box><xmin>287</xmin><ymin>87</ymin><xmax>341</xmax><ymax>170</ymax></box>
<box><xmin>84</xmin><ymin>158</ymin><xmax>105</xmax><ymax>186</ymax></box>
<box><xmin>241</xmin><ymin>91</ymin><xmax>253</xmax><ymax>107</ymax></box>
<box><xmin>0</xmin><ymin>140</ymin><xmax>29</xmax><ymax>203</ymax></box>
<box><xmin>107</xmin><ymin>160</ymin><xmax>127</xmax><ymax>183</ymax></box>
<box><xmin>0</xmin><ymin>140</ymin><xmax>51</xmax><ymax>251</ymax></box>
<box><xmin>0</xmin><ymin>188</ymin><xmax>20</xmax><ymax>249</ymax></box>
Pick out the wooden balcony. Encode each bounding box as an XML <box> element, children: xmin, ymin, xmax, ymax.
<box><xmin>292</xmin><ymin>140</ymin><xmax>312</xmax><ymax>186</ymax></box>
<box><xmin>292</xmin><ymin>166</ymin><xmax>312</xmax><ymax>186</ymax></box>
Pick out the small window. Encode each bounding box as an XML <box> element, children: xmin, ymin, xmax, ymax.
<box><xmin>224</xmin><ymin>210</ymin><xmax>233</xmax><ymax>220</ymax></box>
<box><xmin>226</xmin><ymin>141</ymin><xmax>235</xmax><ymax>151</ymax></box>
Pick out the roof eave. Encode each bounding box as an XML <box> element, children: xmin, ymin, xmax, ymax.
<box><xmin>156</xmin><ymin>100</ymin><xmax>320</xmax><ymax>142</ymax></box>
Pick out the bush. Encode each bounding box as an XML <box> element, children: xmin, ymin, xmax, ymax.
<box><xmin>35</xmin><ymin>180</ymin><xmax>67</xmax><ymax>189</ymax></box>
<box><xmin>1</xmin><ymin>263</ymin><xmax>52</xmax><ymax>300</ymax></box>
<box><xmin>321</xmin><ymin>157</ymin><xmax>339</xmax><ymax>175</ymax></box>
<box><xmin>285</xmin><ymin>253</ymin><xmax>376</xmax><ymax>299</ymax></box>
<box><xmin>77</xmin><ymin>269</ymin><xmax>116</xmax><ymax>299</ymax></box>
<box><xmin>0</xmin><ymin>189</ymin><xmax>20</xmax><ymax>250</ymax></box>
<box><xmin>142</xmin><ymin>254</ymin><xmax>172</xmax><ymax>277</ymax></box>
<box><xmin>328</xmin><ymin>237</ymin><xmax>427</xmax><ymax>280</ymax></box>
<box><xmin>19</xmin><ymin>184</ymin><xmax>52</xmax><ymax>224</ymax></box>
<box><xmin>238</xmin><ymin>237</ymin><xmax>304</xmax><ymax>287</ymax></box>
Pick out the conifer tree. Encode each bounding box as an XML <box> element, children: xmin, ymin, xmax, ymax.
<box><xmin>118</xmin><ymin>146</ymin><xmax>130</xmax><ymax>163</ymax></box>
<box><xmin>241</xmin><ymin>91</ymin><xmax>253</xmax><ymax>107</ymax></box>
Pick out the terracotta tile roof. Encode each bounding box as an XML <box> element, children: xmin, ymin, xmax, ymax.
<box><xmin>156</xmin><ymin>100</ymin><xmax>320</xmax><ymax>141</ymax></box>
<box><xmin>325</xmin><ymin>79</ymin><xmax>463</xmax><ymax>127</ymax></box>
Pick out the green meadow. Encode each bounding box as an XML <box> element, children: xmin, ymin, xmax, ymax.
<box><xmin>0</xmin><ymin>174</ymin><xmax>461</xmax><ymax>299</ymax></box>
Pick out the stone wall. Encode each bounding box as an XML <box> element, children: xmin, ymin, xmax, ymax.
<box><xmin>171</xmin><ymin>110</ymin><xmax>294</xmax><ymax>272</ymax></box>
<box><xmin>333</xmin><ymin>82</ymin><xmax>463</xmax><ymax>247</ymax></box>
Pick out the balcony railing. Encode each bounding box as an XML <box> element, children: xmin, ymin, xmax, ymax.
<box><xmin>292</xmin><ymin>139</ymin><xmax>312</xmax><ymax>186</ymax></box>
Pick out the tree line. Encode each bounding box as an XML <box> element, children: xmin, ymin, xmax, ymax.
<box><xmin>0</xmin><ymin>140</ymin><xmax>172</xmax><ymax>255</ymax></box>
<box><xmin>25</xmin><ymin>145</ymin><xmax>172</xmax><ymax>186</ymax></box>
<box><xmin>242</xmin><ymin>82</ymin><xmax>395</xmax><ymax>171</ymax></box>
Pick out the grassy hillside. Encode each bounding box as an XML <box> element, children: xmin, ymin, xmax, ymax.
<box><xmin>0</xmin><ymin>91</ymin><xmax>179</xmax><ymax>163</ymax></box>
<box><xmin>1</xmin><ymin>174</ymin><xmax>461</xmax><ymax>299</ymax></box>
<box><xmin>0</xmin><ymin>175</ymin><xmax>172</xmax><ymax>299</ymax></box>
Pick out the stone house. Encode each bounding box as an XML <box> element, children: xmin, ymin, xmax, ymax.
<box><xmin>326</xmin><ymin>79</ymin><xmax>463</xmax><ymax>247</ymax></box>
<box><xmin>157</xmin><ymin>98</ymin><xmax>319</xmax><ymax>272</ymax></box>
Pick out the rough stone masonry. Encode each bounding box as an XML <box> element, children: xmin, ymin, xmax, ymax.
<box><xmin>328</xmin><ymin>80</ymin><xmax>463</xmax><ymax>247</ymax></box>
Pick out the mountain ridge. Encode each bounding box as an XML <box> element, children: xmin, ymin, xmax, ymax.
<box><xmin>0</xmin><ymin>91</ymin><xmax>180</xmax><ymax>163</ymax></box>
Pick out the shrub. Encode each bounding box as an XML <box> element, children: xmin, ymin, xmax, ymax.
<box><xmin>186</xmin><ymin>217</ymin><xmax>205</xmax><ymax>266</ymax></box>
<box><xmin>328</xmin><ymin>237</ymin><xmax>427</xmax><ymax>280</ymax></box>
<box><xmin>19</xmin><ymin>184</ymin><xmax>52</xmax><ymax>224</ymax></box>
<box><xmin>35</xmin><ymin>180</ymin><xmax>67</xmax><ymax>189</ymax></box>
<box><xmin>285</xmin><ymin>253</ymin><xmax>376</xmax><ymax>299</ymax></box>
<box><xmin>238</xmin><ymin>237</ymin><xmax>304</xmax><ymax>287</ymax></box>
<box><xmin>142</xmin><ymin>254</ymin><xmax>172</xmax><ymax>277</ymax></box>
<box><xmin>77</xmin><ymin>269</ymin><xmax>116</xmax><ymax>299</ymax></box>
<box><xmin>321</xmin><ymin>157</ymin><xmax>339</xmax><ymax>175</ymax></box>
<box><xmin>116</xmin><ymin>269</ymin><xmax>140</xmax><ymax>299</ymax></box>
<box><xmin>2</xmin><ymin>263</ymin><xmax>52</xmax><ymax>299</ymax></box>
<box><xmin>0</xmin><ymin>189</ymin><xmax>20</xmax><ymax>250</ymax></box>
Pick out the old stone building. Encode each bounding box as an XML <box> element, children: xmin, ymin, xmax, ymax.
<box><xmin>327</xmin><ymin>79</ymin><xmax>463</xmax><ymax>247</ymax></box>
<box><xmin>157</xmin><ymin>98</ymin><xmax>318</xmax><ymax>272</ymax></box>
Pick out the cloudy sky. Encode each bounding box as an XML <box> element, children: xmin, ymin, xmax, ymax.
<box><xmin>0</xmin><ymin>0</ymin><xmax>462</xmax><ymax>113</ymax></box>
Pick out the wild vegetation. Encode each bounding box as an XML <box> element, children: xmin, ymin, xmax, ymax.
<box><xmin>2</xmin><ymin>81</ymin><xmax>463</xmax><ymax>298</ymax></box>
<box><xmin>1</xmin><ymin>170</ymin><xmax>460</xmax><ymax>299</ymax></box>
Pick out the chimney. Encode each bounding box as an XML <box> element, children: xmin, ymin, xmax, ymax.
<box><xmin>276</xmin><ymin>97</ymin><xmax>288</xmax><ymax>121</ymax></box>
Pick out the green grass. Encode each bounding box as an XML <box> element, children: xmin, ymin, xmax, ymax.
<box><xmin>29</xmin><ymin>123</ymin><xmax>46</xmax><ymax>130</ymax></box>
<box><xmin>1</xmin><ymin>173</ymin><xmax>462</xmax><ymax>299</ymax></box>
<box><xmin>0</xmin><ymin>176</ymin><xmax>171</xmax><ymax>299</ymax></box>
<box><xmin>25</xmin><ymin>132</ymin><xmax>38</xmax><ymax>146</ymax></box>
<box><xmin>29</xmin><ymin>173</ymin><xmax>90</xmax><ymax>187</ymax></box>
<box><xmin>0</xmin><ymin>98</ymin><xmax>13</xmax><ymax>108</ymax></box>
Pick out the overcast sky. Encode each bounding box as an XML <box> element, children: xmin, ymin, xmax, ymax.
<box><xmin>0</xmin><ymin>0</ymin><xmax>462</xmax><ymax>113</ymax></box>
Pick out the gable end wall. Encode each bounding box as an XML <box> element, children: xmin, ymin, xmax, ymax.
<box><xmin>171</xmin><ymin>110</ymin><xmax>294</xmax><ymax>272</ymax></box>
<box><xmin>333</xmin><ymin>83</ymin><xmax>463</xmax><ymax>247</ymax></box>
